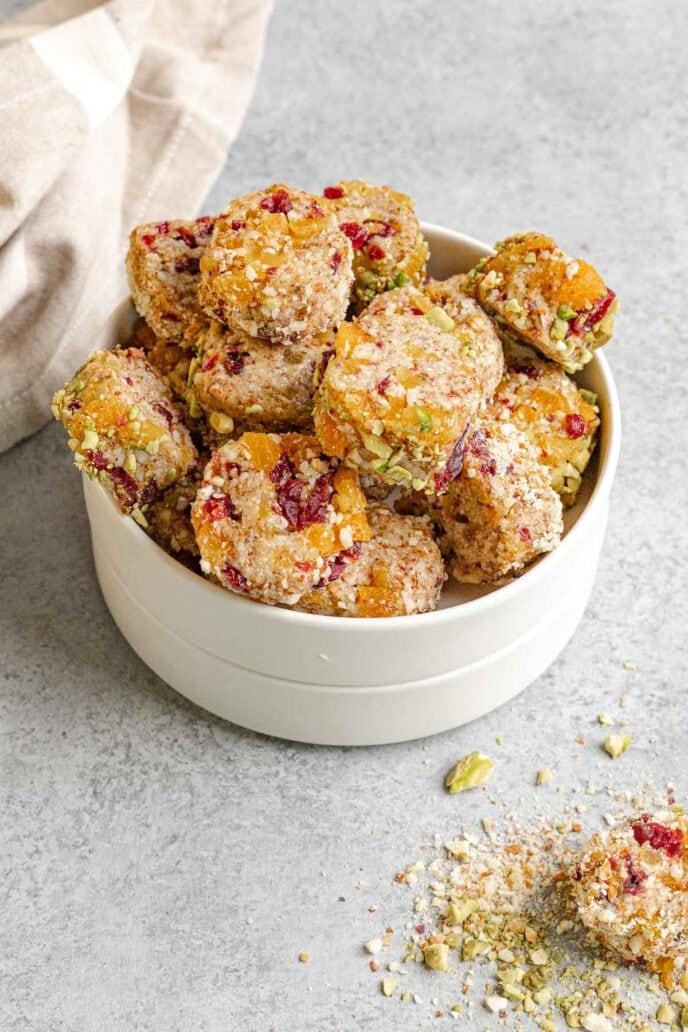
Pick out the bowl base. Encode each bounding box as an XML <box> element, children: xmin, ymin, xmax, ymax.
<box><xmin>93</xmin><ymin>540</ymin><xmax>598</xmax><ymax>746</ymax></box>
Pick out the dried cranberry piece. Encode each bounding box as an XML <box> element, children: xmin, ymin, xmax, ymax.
<box><xmin>174</xmin><ymin>256</ymin><xmax>200</xmax><ymax>275</ymax></box>
<box><xmin>270</xmin><ymin>453</ymin><xmax>294</xmax><ymax>487</ymax></box>
<box><xmin>512</xmin><ymin>363</ymin><xmax>542</xmax><ymax>380</ymax></box>
<box><xmin>367</xmin><ymin>243</ymin><xmax>386</xmax><ymax>261</ymax></box>
<box><xmin>276</xmin><ymin>472</ymin><xmax>333</xmax><ymax>530</ymax></box>
<box><xmin>66</xmin><ymin>399</ymin><xmax>81</xmax><ymax>413</ymax></box>
<box><xmin>195</xmin><ymin>215</ymin><xmax>214</xmax><ymax>236</ymax></box>
<box><xmin>224</xmin><ymin>349</ymin><xmax>249</xmax><ymax>376</ymax></box>
<box><xmin>224</xmin><ymin>565</ymin><xmax>249</xmax><ymax>592</ymax></box>
<box><xmin>276</xmin><ymin>477</ymin><xmax>304</xmax><ymax>528</ymax></box>
<box><xmin>519</xmin><ymin>526</ymin><xmax>532</xmax><ymax>542</ymax></box>
<box><xmin>89</xmin><ymin>451</ymin><xmax>109</xmax><ymax>472</ymax></box>
<box><xmin>109</xmin><ymin>466</ymin><xmax>139</xmax><ymax>506</ymax></box>
<box><xmin>152</xmin><ymin>402</ymin><xmax>174</xmax><ymax>429</ymax></box>
<box><xmin>203</xmin><ymin>495</ymin><xmax>236</xmax><ymax>521</ymax></box>
<box><xmin>623</xmin><ymin>857</ymin><xmax>648</xmax><ymax>895</ymax></box>
<box><xmin>340</xmin><ymin>222</ymin><xmax>368</xmax><ymax>250</ymax></box>
<box><xmin>295</xmin><ymin>561</ymin><xmax>315</xmax><ymax>573</ymax></box>
<box><xmin>375</xmin><ymin>375</ymin><xmax>391</xmax><ymax>395</ymax></box>
<box><xmin>323</xmin><ymin>186</ymin><xmax>344</xmax><ymax>199</ymax></box>
<box><xmin>224</xmin><ymin>460</ymin><xmax>241</xmax><ymax>477</ymax></box>
<box><xmin>261</xmin><ymin>189</ymin><xmax>293</xmax><ymax>215</ymax></box>
<box><xmin>309</xmin><ymin>200</ymin><xmax>324</xmax><ymax>218</ymax></box>
<box><xmin>569</xmin><ymin>289</ymin><xmax>616</xmax><ymax>337</ymax></box>
<box><xmin>479</xmin><ymin>459</ymin><xmax>497</xmax><ymax>476</ymax></box>
<box><xmin>155</xmin><ymin>221</ymin><xmax>170</xmax><ymax>236</ymax></box>
<box><xmin>175</xmin><ymin>226</ymin><xmax>197</xmax><ymax>248</ymax></box>
<box><xmin>331</xmin><ymin>249</ymin><xmax>342</xmax><ymax>273</ymax></box>
<box><xmin>141</xmin><ymin>234</ymin><xmax>157</xmax><ymax>249</ymax></box>
<box><xmin>433</xmin><ymin>425</ymin><xmax>470</xmax><ymax>493</ymax></box>
<box><xmin>631</xmin><ymin>820</ymin><xmax>684</xmax><ymax>858</ymax></box>
<box><xmin>301</xmin><ymin>474</ymin><xmax>334</xmax><ymax>527</ymax></box>
<box><xmin>231</xmin><ymin>219</ymin><xmax>246</xmax><ymax>231</ymax></box>
<box><xmin>468</xmin><ymin>429</ymin><xmax>490</xmax><ymax>459</ymax></box>
<box><xmin>317</xmin><ymin>543</ymin><xmax>362</xmax><ymax>586</ymax></box>
<box><xmin>201</xmin><ymin>353</ymin><xmax>220</xmax><ymax>372</ymax></box>
<box><xmin>124</xmin><ymin>376</ymin><xmax>134</xmax><ymax>386</ymax></box>
<box><xmin>565</xmin><ymin>413</ymin><xmax>587</xmax><ymax>439</ymax></box>
<box><xmin>410</xmin><ymin>307</ymin><xmax>424</xmax><ymax>315</ymax></box>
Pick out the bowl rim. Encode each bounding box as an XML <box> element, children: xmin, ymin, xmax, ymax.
<box><xmin>91</xmin><ymin>223</ymin><xmax>621</xmax><ymax>630</ymax></box>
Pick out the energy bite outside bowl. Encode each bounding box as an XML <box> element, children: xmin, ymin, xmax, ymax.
<box><xmin>82</xmin><ymin>225</ymin><xmax>620</xmax><ymax>746</ymax></box>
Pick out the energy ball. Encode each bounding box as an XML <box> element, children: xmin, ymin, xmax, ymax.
<box><xmin>570</xmin><ymin>813</ymin><xmax>688</xmax><ymax>979</ymax></box>
<box><xmin>126</xmin><ymin>216</ymin><xmax>214</xmax><ymax>345</ymax></box>
<box><xmin>438</xmin><ymin>420</ymin><xmax>563</xmax><ymax>583</ymax></box>
<box><xmin>424</xmin><ymin>276</ymin><xmax>505</xmax><ymax>399</ymax></box>
<box><xmin>313</xmin><ymin>286</ymin><xmax>491</xmax><ymax>495</ymax></box>
<box><xmin>485</xmin><ymin>351</ymin><xmax>600</xmax><ymax>507</ymax></box>
<box><xmin>146</xmin><ymin>468</ymin><xmax>202</xmax><ymax>569</ymax></box>
<box><xmin>191</xmin><ymin>432</ymin><xmax>371</xmax><ymax>605</ymax></box>
<box><xmin>300</xmin><ymin>503</ymin><xmax>446</xmax><ymax>617</ymax></box>
<box><xmin>52</xmin><ymin>348</ymin><xmax>198</xmax><ymax>516</ymax></box>
<box><xmin>469</xmin><ymin>232</ymin><xmax>618</xmax><ymax>371</ymax></box>
<box><xmin>322</xmin><ymin>180</ymin><xmax>428</xmax><ymax>307</ymax></box>
<box><xmin>199</xmin><ymin>184</ymin><xmax>353</xmax><ymax>342</ymax></box>
<box><xmin>192</xmin><ymin>319</ymin><xmax>332</xmax><ymax>434</ymax></box>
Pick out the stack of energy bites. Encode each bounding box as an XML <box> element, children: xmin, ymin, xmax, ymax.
<box><xmin>52</xmin><ymin>181</ymin><xmax>618</xmax><ymax>617</ymax></box>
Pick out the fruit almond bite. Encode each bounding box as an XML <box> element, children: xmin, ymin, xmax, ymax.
<box><xmin>485</xmin><ymin>348</ymin><xmax>600</xmax><ymax>507</ymax></box>
<box><xmin>299</xmin><ymin>503</ymin><xmax>446</xmax><ymax>617</ymax></box>
<box><xmin>321</xmin><ymin>180</ymin><xmax>428</xmax><ymax>308</ymax></box>
<box><xmin>313</xmin><ymin>286</ymin><xmax>493</xmax><ymax>495</ymax></box>
<box><xmin>570</xmin><ymin>813</ymin><xmax>688</xmax><ymax>983</ymax></box>
<box><xmin>199</xmin><ymin>185</ymin><xmax>353</xmax><ymax>343</ymax></box>
<box><xmin>438</xmin><ymin>420</ymin><xmax>563</xmax><ymax>583</ymax></box>
<box><xmin>469</xmin><ymin>232</ymin><xmax>618</xmax><ymax>372</ymax></box>
<box><xmin>191</xmin><ymin>432</ymin><xmax>371</xmax><ymax>606</ymax></box>
<box><xmin>52</xmin><ymin>348</ymin><xmax>197</xmax><ymax>518</ymax></box>
<box><xmin>126</xmin><ymin>216</ymin><xmax>215</xmax><ymax>345</ymax></box>
<box><xmin>191</xmin><ymin>319</ymin><xmax>332</xmax><ymax>435</ymax></box>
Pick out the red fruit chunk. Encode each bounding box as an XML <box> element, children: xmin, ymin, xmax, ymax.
<box><xmin>340</xmin><ymin>222</ymin><xmax>368</xmax><ymax>250</ymax></box>
<box><xmin>231</xmin><ymin>219</ymin><xmax>246</xmax><ymax>231</ymax></box>
<box><xmin>195</xmin><ymin>216</ymin><xmax>214</xmax><ymax>237</ymax></box>
<box><xmin>468</xmin><ymin>429</ymin><xmax>490</xmax><ymax>459</ymax></box>
<box><xmin>66</xmin><ymin>399</ymin><xmax>81</xmax><ymax>413</ymax></box>
<box><xmin>410</xmin><ymin>307</ymin><xmax>424</xmax><ymax>315</ymax></box>
<box><xmin>261</xmin><ymin>189</ymin><xmax>293</xmax><ymax>215</ymax></box>
<box><xmin>367</xmin><ymin>243</ymin><xmax>386</xmax><ymax>261</ymax></box>
<box><xmin>276</xmin><ymin>473</ymin><xmax>333</xmax><ymax>531</ymax></box>
<box><xmin>569</xmin><ymin>288</ymin><xmax>616</xmax><ymax>337</ymax></box>
<box><xmin>175</xmin><ymin>226</ymin><xmax>197</xmax><ymax>248</ymax></box>
<box><xmin>89</xmin><ymin>451</ymin><xmax>110</xmax><ymax>472</ymax></box>
<box><xmin>512</xmin><ymin>363</ymin><xmax>542</xmax><ymax>380</ymax></box>
<box><xmin>224</xmin><ymin>349</ymin><xmax>249</xmax><ymax>376</ymax></box>
<box><xmin>109</xmin><ymin>466</ymin><xmax>140</xmax><ymax>506</ymax></box>
<box><xmin>155</xmin><ymin>221</ymin><xmax>170</xmax><ymax>236</ymax></box>
<box><xmin>225</xmin><ymin>565</ymin><xmax>249</xmax><ymax>592</ymax></box>
<box><xmin>323</xmin><ymin>186</ymin><xmax>344</xmax><ymax>199</ymax></box>
<box><xmin>375</xmin><ymin>375</ymin><xmax>391</xmax><ymax>395</ymax></box>
<box><xmin>203</xmin><ymin>495</ymin><xmax>235</xmax><ymax>521</ymax></box>
<box><xmin>331</xmin><ymin>249</ymin><xmax>342</xmax><ymax>273</ymax></box>
<box><xmin>295</xmin><ymin>561</ymin><xmax>315</xmax><ymax>573</ymax></box>
<box><xmin>631</xmin><ymin>820</ymin><xmax>684</xmax><ymax>858</ymax></box>
<box><xmin>174</xmin><ymin>256</ymin><xmax>200</xmax><ymax>275</ymax></box>
<box><xmin>269</xmin><ymin>453</ymin><xmax>294</xmax><ymax>487</ymax></box>
<box><xmin>364</xmin><ymin>219</ymin><xmax>396</xmax><ymax>238</ymax></box>
<box><xmin>309</xmin><ymin>200</ymin><xmax>325</xmax><ymax>218</ymax></box>
<box><xmin>479</xmin><ymin>459</ymin><xmax>497</xmax><ymax>476</ymax></box>
<box><xmin>433</xmin><ymin>425</ymin><xmax>470</xmax><ymax>493</ymax></box>
<box><xmin>623</xmin><ymin>857</ymin><xmax>648</xmax><ymax>895</ymax></box>
<box><xmin>202</xmin><ymin>353</ymin><xmax>220</xmax><ymax>372</ymax></box>
<box><xmin>142</xmin><ymin>234</ymin><xmax>157</xmax><ymax>249</ymax></box>
<box><xmin>318</xmin><ymin>543</ymin><xmax>362</xmax><ymax>586</ymax></box>
<box><xmin>565</xmin><ymin>413</ymin><xmax>587</xmax><ymax>439</ymax></box>
<box><xmin>152</xmin><ymin>402</ymin><xmax>174</xmax><ymax>429</ymax></box>
<box><xmin>519</xmin><ymin>526</ymin><xmax>532</xmax><ymax>542</ymax></box>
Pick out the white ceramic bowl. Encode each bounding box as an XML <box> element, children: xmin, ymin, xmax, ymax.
<box><xmin>83</xmin><ymin>225</ymin><xmax>621</xmax><ymax>745</ymax></box>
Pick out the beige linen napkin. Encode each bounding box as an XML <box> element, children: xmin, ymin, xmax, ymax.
<box><xmin>0</xmin><ymin>0</ymin><xmax>272</xmax><ymax>452</ymax></box>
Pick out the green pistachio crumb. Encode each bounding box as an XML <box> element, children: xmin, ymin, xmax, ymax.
<box><xmin>550</xmin><ymin>318</ymin><xmax>568</xmax><ymax>341</ymax></box>
<box><xmin>557</xmin><ymin>304</ymin><xmax>577</xmax><ymax>321</ymax></box>
<box><xmin>604</xmin><ymin>733</ymin><xmax>631</xmax><ymax>759</ymax></box>
<box><xmin>415</xmin><ymin>406</ymin><xmax>432</xmax><ymax>431</ymax></box>
<box><xmin>423</xmin><ymin>942</ymin><xmax>450</xmax><ymax>972</ymax></box>
<box><xmin>393</xmin><ymin>272</ymin><xmax>411</xmax><ymax>288</ymax></box>
<box><xmin>445</xmin><ymin>751</ymin><xmax>494</xmax><ymax>794</ymax></box>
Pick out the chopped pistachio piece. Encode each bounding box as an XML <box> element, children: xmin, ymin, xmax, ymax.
<box><xmin>604</xmin><ymin>733</ymin><xmax>631</xmax><ymax>759</ymax></box>
<box><xmin>657</xmin><ymin>1004</ymin><xmax>677</xmax><ymax>1026</ymax></box>
<box><xmin>445</xmin><ymin>751</ymin><xmax>494</xmax><ymax>794</ymax></box>
<box><xmin>82</xmin><ymin>429</ymin><xmax>99</xmax><ymax>452</ymax></box>
<box><xmin>393</xmin><ymin>271</ymin><xmax>410</xmax><ymax>288</ymax></box>
<box><xmin>597</xmin><ymin>712</ymin><xmax>614</xmax><ymax>727</ymax></box>
<box><xmin>423</xmin><ymin>942</ymin><xmax>450</xmax><ymax>972</ymax></box>
<box><xmin>424</xmin><ymin>306</ymin><xmax>455</xmax><ymax>332</ymax></box>
<box><xmin>415</xmin><ymin>406</ymin><xmax>432</xmax><ymax>431</ymax></box>
<box><xmin>550</xmin><ymin>318</ymin><xmax>568</xmax><ymax>341</ymax></box>
<box><xmin>381</xmin><ymin>977</ymin><xmax>396</xmax><ymax>997</ymax></box>
<box><xmin>131</xmin><ymin>507</ymin><xmax>148</xmax><ymax>528</ymax></box>
<box><xmin>446</xmin><ymin>899</ymin><xmax>477</xmax><ymax>925</ymax></box>
<box><xmin>124</xmin><ymin>453</ymin><xmax>137</xmax><ymax>475</ymax></box>
<box><xmin>557</xmin><ymin>304</ymin><xmax>577</xmax><ymax>321</ymax></box>
<box><xmin>537</xmin><ymin>768</ymin><xmax>553</xmax><ymax>786</ymax></box>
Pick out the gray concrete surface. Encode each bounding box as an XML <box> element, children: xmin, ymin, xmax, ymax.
<box><xmin>2</xmin><ymin>1</ymin><xmax>688</xmax><ymax>1029</ymax></box>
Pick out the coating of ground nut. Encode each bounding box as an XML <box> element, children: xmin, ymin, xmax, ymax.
<box><xmin>313</xmin><ymin>286</ymin><xmax>489</xmax><ymax>495</ymax></box>
<box><xmin>126</xmin><ymin>216</ymin><xmax>214</xmax><ymax>345</ymax></box>
<box><xmin>146</xmin><ymin>468</ymin><xmax>202</xmax><ymax>569</ymax></box>
<box><xmin>51</xmin><ymin>348</ymin><xmax>198</xmax><ymax>516</ymax></box>
<box><xmin>191</xmin><ymin>319</ymin><xmax>332</xmax><ymax>434</ymax></box>
<box><xmin>469</xmin><ymin>232</ymin><xmax>618</xmax><ymax>371</ymax></box>
<box><xmin>424</xmin><ymin>277</ymin><xmax>504</xmax><ymax>398</ymax></box>
<box><xmin>438</xmin><ymin>420</ymin><xmax>563</xmax><ymax>583</ymax></box>
<box><xmin>199</xmin><ymin>185</ymin><xmax>353</xmax><ymax>342</ymax></box>
<box><xmin>570</xmin><ymin>813</ymin><xmax>688</xmax><ymax>979</ymax></box>
<box><xmin>299</xmin><ymin>503</ymin><xmax>445</xmax><ymax>617</ymax></box>
<box><xmin>321</xmin><ymin>180</ymin><xmax>428</xmax><ymax>307</ymax></box>
<box><xmin>485</xmin><ymin>349</ymin><xmax>600</xmax><ymax>507</ymax></box>
<box><xmin>191</xmin><ymin>432</ymin><xmax>370</xmax><ymax>605</ymax></box>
